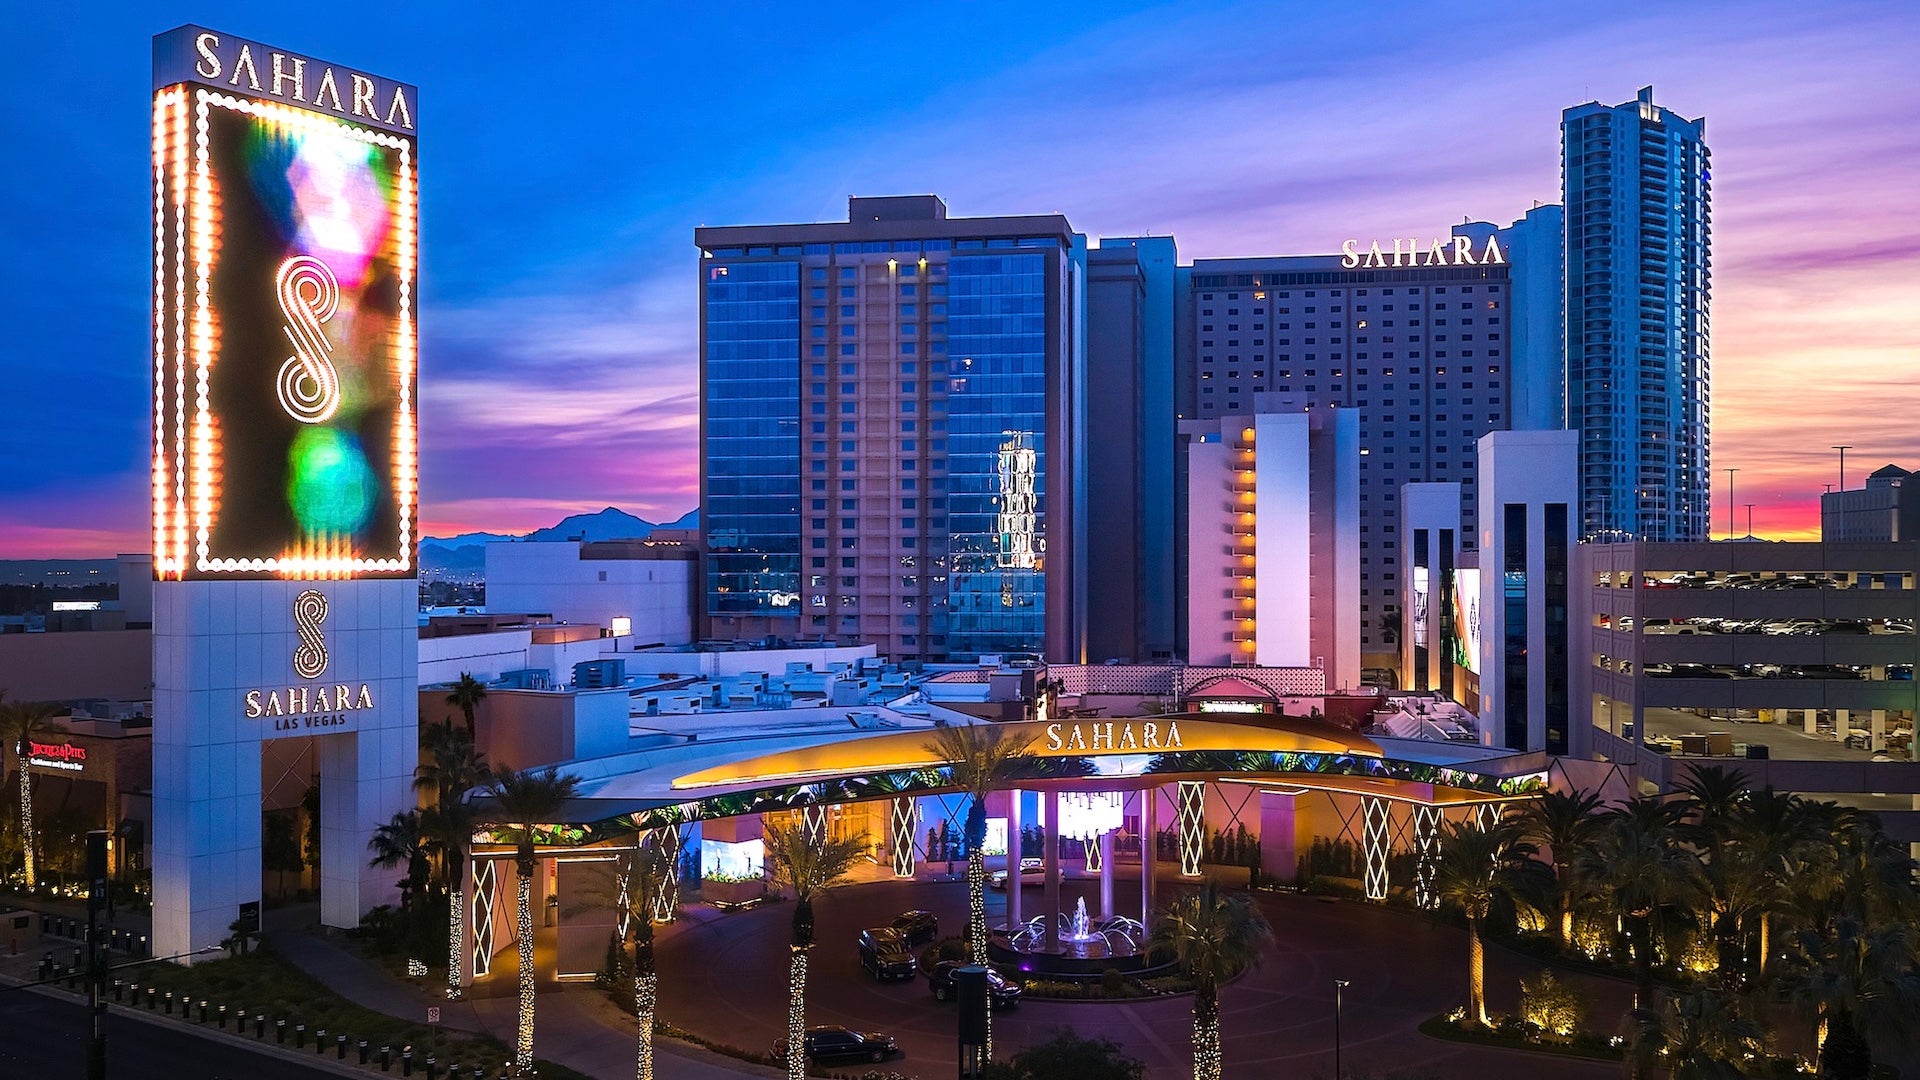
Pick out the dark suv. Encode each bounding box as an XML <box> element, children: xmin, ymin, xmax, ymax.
<box><xmin>928</xmin><ymin>961</ymin><xmax>1023</xmax><ymax>1009</ymax></box>
<box><xmin>890</xmin><ymin>910</ymin><xmax>939</xmax><ymax>946</ymax></box>
<box><xmin>774</xmin><ymin>1026</ymin><xmax>898</xmax><ymax>1066</ymax></box>
<box><xmin>858</xmin><ymin>928</ymin><xmax>916</xmax><ymax>981</ymax></box>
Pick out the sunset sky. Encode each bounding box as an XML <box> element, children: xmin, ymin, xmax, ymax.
<box><xmin>2</xmin><ymin>2</ymin><xmax>1915</xmax><ymax>557</ymax></box>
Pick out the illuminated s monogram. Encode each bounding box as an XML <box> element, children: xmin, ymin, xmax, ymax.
<box><xmin>292</xmin><ymin>589</ymin><xmax>329</xmax><ymax>679</ymax></box>
<box><xmin>275</xmin><ymin>256</ymin><xmax>341</xmax><ymax>424</ymax></box>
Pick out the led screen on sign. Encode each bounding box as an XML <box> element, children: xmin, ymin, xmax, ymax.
<box><xmin>153</xmin><ymin>27</ymin><xmax>417</xmax><ymax>580</ymax></box>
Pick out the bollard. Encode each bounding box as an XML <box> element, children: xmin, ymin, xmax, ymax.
<box><xmin>256</xmin><ymin>1014</ymin><xmax>267</xmax><ymax>1038</ymax></box>
<box><xmin>295</xmin><ymin>1024</ymin><xmax>307</xmax><ymax>1048</ymax></box>
<box><xmin>402</xmin><ymin>1047</ymin><xmax>414</xmax><ymax>1076</ymax></box>
<box><xmin>359</xmin><ymin>1040</ymin><xmax>370</xmax><ymax>1065</ymax></box>
<box><xmin>338</xmin><ymin>1034</ymin><xmax>348</xmax><ymax>1059</ymax></box>
<box><xmin>147</xmin><ymin>987</ymin><xmax>157</xmax><ymax>1010</ymax></box>
<box><xmin>218</xmin><ymin>1004</ymin><xmax>228</xmax><ymax>1028</ymax></box>
<box><xmin>425</xmin><ymin>1057</ymin><xmax>436</xmax><ymax>1079</ymax></box>
<box><xmin>380</xmin><ymin>1045</ymin><xmax>392</xmax><ymax>1072</ymax></box>
<box><xmin>164</xmin><ymin>992</ymin><xmax>174</xmax><ymax>1015</ymax></box>
<box><xmin>199</xmin><ymin>1000</ymin><xmax>210</xmax><ymax>1023</ymax></box>
<box><xmin>315</xmin><ymin>1028</ymin><xmax>327</xmax><ymax>1053</ymax></box>
<box><xmin>38</xmin><ymin>952</ymin><xmax>52</xmax><ymax>980</ymax></box>
<box><xmin>276</xmin><ymin>1019</ymin><xmax>287</xmax><ymax>1044</ymax></box>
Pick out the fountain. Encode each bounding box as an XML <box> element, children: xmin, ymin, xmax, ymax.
<box><xmin>996</xmin><ymin>896</ymin><xmax>1150</xmax><ymax>973</ymax></box>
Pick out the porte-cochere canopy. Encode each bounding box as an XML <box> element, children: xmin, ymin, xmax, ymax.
<box><xmin>467</xmin><ymin>712</ymin><xmax>1546</xmax><ymax>838</ymax></box>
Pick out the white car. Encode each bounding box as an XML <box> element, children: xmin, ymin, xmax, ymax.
<box><xmin>989</xmin><ymin>858</ymin><xmax>1044</xmax><ymax>889</ymax></box>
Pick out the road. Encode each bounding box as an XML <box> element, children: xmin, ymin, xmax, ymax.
<box><xmin>652</xmin><ymin>875</ymin><xmax>1632</xmax><ymax>1079</ymax></box>
<box><xmin>0</xmin><ymin>990</ymin><xmax>349</xmax><ymax>1080</ymax></box>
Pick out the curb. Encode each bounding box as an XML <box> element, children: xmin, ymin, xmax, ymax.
<box><xmin>0</xmin><ymin>972</ymin><xmax>486</xmax><ymax>1079</ymax></box>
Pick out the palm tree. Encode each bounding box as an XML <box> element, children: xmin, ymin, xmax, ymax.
<box><xmin>1516</xmin><ymin>787</ymin><xmax>1606</xmax><ymax>948</ymax></box>
<box><xmin>2</xmin><ymin>698</ymin><xmax>65</xmax><ymax>890</ymax></box>
<box><xmin>446</xmin><ymin>673</ymin><xmax>489</xmax><ymax>738</ymax></box>
<box><xmin>484</xmin><ymin>764</ymin><xmax>583</xmax><ymax>1076</ymax></box>
<box><xmin>1150</xmin><ymin>879</ymin><xmax>1274</xmax><ymax>1080</ymax></box>
<box><xmin>367</xmin><ymin>809</ymin><xmax>431</xmax><ymax>915</ymax></box>
<box><xmin>1628</xmin><ymin>987</ymin><xmax>1766</xmax><ymax>1080</ymax></box>
<box><xmin>623</xmin><ymin>840</ymin><xmax>675</xmax><ymax>1080</ymax></box>
<box><xmin>1584</xmin><ymin>796</ymin><xmax>1706</xmax><ymax>1011</ymax></box>
<box><xmin>1675</xmin><ymin>764</ymin><xmax>1752</xmax><ymax>847</ymax></box>
<box><xmin>1731</xmin><ymin>788</ymin><xmax>1819</xmax><ymax>977</ymax></box>
<box><xmin>763</xmin><ymin>820</ymin><xmax>867</xmax><ymax>1080</ymax></box>
<box><xmin>923</xmin><ymin>724</ymin><xmax>1036</xmax><ymax>966</ymax></box>
<box><xmin>417</xmin><ymin>722</ymin><xmax>488</xmax><ymax>1000</ymax></box>
<box><xmin>1780</xmin><ymin>916</ymin><xmax>1920</xmax><ymax>1079</ymax></box>
<box><xmin>1431</xmin><ymin>819</ymin><xmax>1549</xmax><ymax>1028</ymax></box>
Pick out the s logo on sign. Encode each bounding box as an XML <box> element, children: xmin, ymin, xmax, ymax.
<box><xmin>292</xmin><ymin>589</ymin><xmax>330</xmax><ymax>679</ymax></box>
<box><xmin>275</xmin><ymin>255</ymin><xmax>342</xmax><ymax>425</ymax></box>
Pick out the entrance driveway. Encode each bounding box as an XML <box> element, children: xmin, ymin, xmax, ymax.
<box><xmin>653</xmin><ymin>874</ymin><xmax>1631</xmax><ymax>1079</ymax></box>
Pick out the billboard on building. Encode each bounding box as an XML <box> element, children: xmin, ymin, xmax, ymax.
<box><xmin>1450</xmin><ymin>568</ymin><xmax>1482</xmax><ymax>675</ymax></box>
<box><xmin>152</xmin><ymin>26</ymin><xmax>417</xmax><ymax>580</ymax></box>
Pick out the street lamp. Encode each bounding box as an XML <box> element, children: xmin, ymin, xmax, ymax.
<box><xmin>1833</xmin><ymin>445</ymin><xmax>1853</xmax><ymax>493</ymax></box>
<box><xmin>1724</xmin><ymin>467</ymin><xmax>1738</xmax><ymax>539</ymax></box>
<box><xmin>1333</xmin><ymin>978</ymin><xmax>1350</xmax><ymax>1079</ymax></box>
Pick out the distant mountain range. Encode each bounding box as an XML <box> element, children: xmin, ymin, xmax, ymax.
<box><xmin>420</xmin><ymin>507</ymin><xmax>698</xmax><ymax>578</ymax></box>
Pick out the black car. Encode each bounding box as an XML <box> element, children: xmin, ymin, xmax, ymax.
<box><xmin>858</xmin><ymin>928</ymin><xmax>917</xmax><ymax>980</ymax></box>
<box><xmin>928</xmin><ymin>961</ymin><xmax>1024</xmax><ymax>1009</ymax></box>
<box><xmin>774</xmin><ymin>1025</ymin><xmax>899</xmax><ymax>1066</ymax></box>
<box><xmin>890</xmin><ymin>910</ymin><xmax>939</xmax><ymax>946</ymax></box>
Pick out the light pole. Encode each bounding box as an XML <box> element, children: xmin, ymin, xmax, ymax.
<box><xmin>1833</xmin><ymin>445</ymin><xmax>1853</xmax><ymax>493</ymax></box>
<box><xmin>1745</xmin><ymin>503</ymin><xmax>1755</xmax><ymax>538</ymax></box>
<box><xmin>1724</xmin><ymin>467</ymin><xmax>1738</xmax><ymax>539</ymax></box>
<box><xmin>1333</xmin><ymin>978</ymin><xmax>1350</xmax><ymax>1079</ymax></box>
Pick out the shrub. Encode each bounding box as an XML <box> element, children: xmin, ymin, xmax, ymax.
<box><xmin>1518</xmin><ymin>970</ymin><xmax>1585</xmax><ymax>1039</ymax></box>
<box><xmin>1100</xmin><ymin>968</ymin><xmax>1125</xmax><ymax>995</ymax></box>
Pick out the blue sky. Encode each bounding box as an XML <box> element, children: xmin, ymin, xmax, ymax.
<box><xmin>3</xmin><ymin>1</ymin><xmax>1916</xmax><ymax>554</ymax></box>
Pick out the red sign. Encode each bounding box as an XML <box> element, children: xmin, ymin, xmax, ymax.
<box><xmin>28</xmin><ymin>741</ymin><xmax>86</xmax><ymax>763</ymax></box>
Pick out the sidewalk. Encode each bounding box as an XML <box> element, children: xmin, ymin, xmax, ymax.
<box><xmin>276</xmin><ymin>921</ymin><xmax>780</xmax><ymax>1080</ymax></box>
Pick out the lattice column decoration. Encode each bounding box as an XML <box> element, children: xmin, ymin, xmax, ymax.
<box><xmin>471</xmin><ymin>857</ymin><xmax>498</xmax><ymax>978</ymax></box>
<box><xmin>650</xmin><ymin>825</ymin><xmax>684</xmax><ymax>923</ymax></box>
<box><xmin>1361</xmin><ymin>797</ymin><xmax>1391</xmax><ymax>902</ymax></box>
<box><xmin>1084</xmin><ymin>835</ymin><xmax>1102</xmax><ymax>873</ymax></box>
<box><xmin>889</xmin><ymin>796</ymin><xmax>917</xmax><ymax>877</ymax></box>
<box><xmin>614</xmin><ymin>850</ymin><xmax>634</xmax><ymax>941</ymax></box>
<box><xmin>1413</xmin><ymin>805</ymin><xmax>1444</xmax><ymax>910</ymax></box>
<box><xmin>802</xmin><ymin>803</ymin><xmax>830</xmax><ymax>847</ymax></box>
<box><xmin>1177</xmin><ymin>781</ymin><xmax>1206</xmax><ymax>878</ymax></box>
<box><xmin>1474</xmin><ymin>801</ymin><xmax>1504</xmax><ymax>832</ymax></box>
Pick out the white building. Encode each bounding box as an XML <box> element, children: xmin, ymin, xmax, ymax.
<box><xmin>485</xmin><ymin>540</ymin><xmax>695</xmax><ymax>648</ymax></box>
<box><xmin>1182</xmin><ymin>405</ymin><xmax>1360</xmax><ymax>688</ymax></box>
<box><xmin>1477</xmin><ymin>430</ymin><xmax>1579</xmax><ymax>753</ymax></box>
<box><xmin>1401</xmin><ymin>482</ymin><xmax>1467</xmax><ymax>700</ymax></box>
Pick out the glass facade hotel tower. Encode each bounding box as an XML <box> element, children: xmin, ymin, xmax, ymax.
<box><xmin>1563</xmin><ymin>86</ymin><xmax>1712</xmax><ymax>541</ymax></box>
<box><xmin>697</xmin><ymin>196</ymin><xmax>1087</xmax><ymax>662</ymax></box>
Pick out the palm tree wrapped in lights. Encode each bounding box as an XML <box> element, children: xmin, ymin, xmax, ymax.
<box><xmin>764</xmin><ymin>820</ymin><xmax>867</xmax><ymax>1080</ymax></box>
<box><xmin>923</xmin><ymin>724</ymin><xmax>1035</xmax><ymax>961</ymax></box>
<box><xmin>2</xmin><ymin>696</ymin><xmax>65</xmax><ymax>891</ymax></box>
<box><xmin>1431</xmin><ymin>818</ymin><xmax>1550</xmax><ymax>1029</ymax></box>
<box><xmin>417</xmin><ymin>721</ymin><xmax>488</xmax><ymax>1000</ymax></box>
<box><xmin>484</xmin><ymin>764</ymin><xmax>582</xmax><ymax>1076</ymax></box>
<box><xmin>1150</xmin><ymin>879</ymin><xmax>1274</xmax><ymax>1080</ymax></box>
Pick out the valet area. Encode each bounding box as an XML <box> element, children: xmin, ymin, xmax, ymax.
<box><xmin>455</xmin><ymin>673</ymin><xmax>1556</xmax><ymax>989</ymax></box>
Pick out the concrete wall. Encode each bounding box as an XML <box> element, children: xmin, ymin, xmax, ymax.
<box><xmin>485</xmin><ymin>542</ymin><xmax>694</xmax><ymax>646</ymax></box>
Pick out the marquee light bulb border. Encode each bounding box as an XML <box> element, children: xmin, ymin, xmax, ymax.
<box><xmin>151</xmin><ymin>87</ymin><xmax>416</xmax><ymax>580</ymax></box>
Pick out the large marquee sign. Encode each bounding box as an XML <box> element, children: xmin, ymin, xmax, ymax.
<box><xmin>152</xmin><ymin>25</ymin><xmax>417</xmax><ymax>580</ymax></box>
